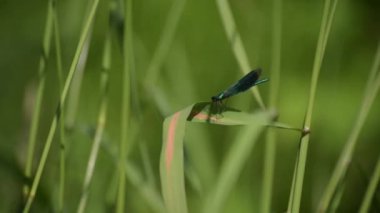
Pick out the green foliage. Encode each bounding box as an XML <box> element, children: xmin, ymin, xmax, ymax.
<box><xmin>0</xmin><ymin>0</ymin><xmax>379</xmax><ymax>212</ymax></box>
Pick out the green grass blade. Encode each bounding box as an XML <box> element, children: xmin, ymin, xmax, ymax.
<box><xmin>23</xmin><ymin>0</ymin><xmax>54</xmax><ymax>198</ymax></box>
<box><xmin>22</xmin><ymin>0</ymin><xmax>100</xmax><ymax>211</ymax></box>
<box><xmin>116</xmin><ymin>0</ymin><xmax>133</xmax><ymax>212</ymax></box>
<box><xmin>330</xmin><ymin>179</ymin><xmax>346</xmax><ymax>212</ymax></box>
<box><xmin>318</xmin><ymin>41</ymin><xmax>380</xmax><ymax>211</ymax></box>
<box><xmin>287</xmin><ymin>152</ymin><xmax>299</xmax><ymax>211</ymax></box>
<box><xmin>160</xmin><ymin>103</ymin><xmax>273</xmax><ymax>213</ymax></box>
<box><xmin>359</xmin><ymin>155</ymin><xmax>380</xmax><ymax>213</ymax></box>
<box><xmin>161</xmin><ymin>106</ymin><xmax>193</xmax><ymax>213</ymax></box>
<box><xmin>288</xmin><ymin>0</ymin><xmax>338</xmax><ymax>212</ymax></box>
<box><xmin>261</xmin><ymin>0</ymin><xmax>282</xmax><ymax>211</ymax></box>
<box><xmin>53</xmin><ymin>7</ymin><xmax>66</xmax><ymax>212</ymax></box>
<box><xmin>77</xmin><ymin>22</ymin><xmax>112</xmax><ymax>213</ymax></box>
<box><xmin>144</xmin><ymin>0</ymin><xmax>187</xmax><ymax>85</ymax></box>
<box><xmin>215</xmin><ymin>0</ymin><xmax>265</xmax><ymax>109</ymax></box>
<box><xmin>101</xmin><ymin>140</ymin><xmax>166</xmax><ymax>213</ymax></box>
<box><xmin>203</xmin><ymin>113</ymin><xmax>271</xmax><ymax>213</ymax></box>
<box><xmin>65</xmin><ymin>1</ymin><xmax>94</xmax><ymax>129</ymax></box>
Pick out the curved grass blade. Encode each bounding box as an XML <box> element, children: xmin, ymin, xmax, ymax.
<box><xmin>161</xmin><ymin>102</ymin><xmax>275</xmax><ymax>213</ymax></box>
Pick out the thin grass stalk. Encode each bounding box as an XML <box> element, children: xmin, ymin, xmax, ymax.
<box><xmin>364</xmin><ymin>41</ymin><xmax>380</xmax><ymax>92</ymax></box>
<box><xmin>65</xmin><ymin>34</ymin><xmax>92</xmax><ymax>128</ymax></box>
<box><xmin>287</xmin><ymin>151</ymin><xmax>299</xmax><ymax>211</ymax></box>
<box><xmin>22</xmin><ymin>0</ymin><xmax>100</xmax><ymax>211</ymax></box>
<box><xmin>288</xmin><ymin>0</ymin><xmax>338</xmax><ymax>212</ymax></box>
<box><xmin>144</xmin><ymin>0</ymin><xmax>186</xmax><ymax>85</ymax></box>
<box><xmin>116</xmin><ymin>0</ymin><xmax>133</xmax><ymax>212</ymax></box>
<box><xmin>359</xmin><ymin>155</ymin><xmax>380</xmax><ymax>213</ymax></box>
<box><xmin>318</xmin><ymin>41</ymin><xmax>380</xmax><ymax>211</ymax></box>
<box><xmin>101</xmin><ymin>140</ymin><xmax>166</xmax><ymax>212</ymax></box>
<box><xmin>53</xmin><ymin>7</ymin><xmax>66</xmax><ymax>212</ymax></box>
<box><xmin>329</xmin><ymin>179</ymin><xmax>346</xmax><ymax>212</ymax></box>
<box><xmin>65</xmin><ymin>0</ymin><xmax>94</xmax><ymax>128</ymax></box>
<box><xmin>77</xmin><ymin>25</ymin><xmax>111</xmax><ymax>213</ymax></box>
<box><xmin>261</xmin><ymin>0</ymin><xmax>282</xmax><ymax>212</ymax></box>
<box><xmin>215</xmin><ymin>0</ymin><xmax>265</xmax><ymax>109</ymax></box>
<box><xmin>203</xmin><ymin>121</ymin><xmax>268</xmax><ymax>213</ymax></box>
<box><xmin>23</xmin><ymin>0</ymin><xmax>54</xmax><ymax>197</ymax></box>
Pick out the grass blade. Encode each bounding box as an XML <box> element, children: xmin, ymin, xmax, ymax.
<box><xmin>261</xmin><ymin>0</ymin><xmax>282</xmax><ymax>211</ymax></box>
<box><xmin>318</xmin><ymin>41</ymin><xmax>380</xmax><ymax>211</ymax></box>
<box><xmin>359</xmin><ymin>155</ymin><xmax>380</xmax><ymax>213</ymax></box>
<box><xmin>77</xmin><ymin>20</ymin><xmax>112</xmax><ymax>213</ymax></box>
<box><xmin>65</xmin><ymin>1</ymin><xmax>94</xmax><ymax>129</ymax></box>
<box><xmin>53</xmin><ymin>7</ymin><xmax>66</xmax><ymax>212</ymax></box>
<box><xmin>23</xmin><ymin>0</ymin><xmax>54</xmax><ymax>198</ymax></box>
<box><xmin>101</xmin><ymin>139</ymin><xmax>166</xmax><ymax>213</ymax></box>
<box><xmin>160</xmin><ymin>103</ymin><xmax>273</xmax><ymax>213</ymax></box>
<box><xmin>22</xmin><ymin>0</ymin><xmax>100</xmax><ymax>211</ymax></box>
<box><xmin>202</xmin><ymin>113</ymin><xmax>271</xmax><ymax>213</ymax></box>
<box><xmin>144</xmin><ymin>0</ymin><xmax>187</xmax><ymax>85</ymax></box>
<box><xmin>215</xmin><ymin>0</ymin><xmax>265</xmax><ymax>109</ymax></box>
<box><xmin>116</xmin><ymin>0</ymin><xmax>133</xmax><ymax>211</ymax></box>
<box><xmin>288</xmin><ymin>0</ymin><xmax>338</xmax><ymax>212</ymax></box>
<box><xmin>161</xmin><ymin>107</ymin><xmax>193</xmax><ymax>213</ymax></box>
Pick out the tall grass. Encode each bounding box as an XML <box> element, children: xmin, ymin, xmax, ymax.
<box><xmin>53</xmin><ymin>8</ymin><xmax>66</xmax><ymax>212</ymax></box>
<box><xmin>261</xmin><ymin>0</ymin><xmax>282</xmax><ymax>211</ymax></box>
<box><xmin>318</xmin><ymin>41</ymin><xmax>380</xmax><ymax>211</ymax></box>
<box><xmin>116</xmin><ymin>0</ymin><xmax>133</xmax><ymax>212</ymax></box>
<box><xmin>23</xmin><ymin>0</ymin><xmax>54</xmax><ymax>199</ymax></box>
<box><xmin>13</xmin><ymin>0</ymin><xmax>380</xmax><ymax>212</ymax></box>
<box><xmin>215</xmin><ymin>0</ymin><xmax>265</xmax><ymax>109</ymax></box>
<box><xmin>287</xmin><ymin>0</ymin><xmax>338</xmax><ymax>212</ymax></box>
<box><xmin>77</xmin><ymin>14</ymin><xmax>112</xmax><ymax>213</ymax></box>
<box><xmin>22</xmin><ymin>0</ymin><xmax>100</xmax><ymax>211</ymax></box>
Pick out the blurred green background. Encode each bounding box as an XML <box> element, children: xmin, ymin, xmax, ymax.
<box><xmin>0</xmin><ymin>0</ymin><xmax>379</xmax><ymax>212</ymax></box>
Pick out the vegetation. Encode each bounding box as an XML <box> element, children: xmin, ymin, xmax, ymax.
<box><xmin>0</xmin><ymin>0</ymin><xmax>379</xmax><ymax>212</ymax></box>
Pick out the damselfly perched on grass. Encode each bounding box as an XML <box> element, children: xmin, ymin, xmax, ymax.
<box><xmin>211</xmin><ymin>68</ymin><xmax>269</xmax><ymax>113</ymax></box>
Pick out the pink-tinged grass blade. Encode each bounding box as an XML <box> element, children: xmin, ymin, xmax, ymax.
<box><xmin>160</xmin><ymin>102</ymin><xmax>283</xmax><ymax>213</ymax></box>
<box><xmin>161</xmin><ymin>106</ymin><xmax>193</xmax><ymax>213</ymax></box>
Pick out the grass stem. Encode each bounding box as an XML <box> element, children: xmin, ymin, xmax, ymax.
<box><xmin>215</xmin><ymin>0</ymin><xmax>265</xmax><ymax>109</ymax></box>
<box><xmin>77</xmin><ymin>20</ymin><xmax>111</xmax><ymax>213</ymax></box>
<box><xmin>53</xmin><ymin>6</ymin><xmax>66</xmax><ymax>212</ymax></box>
<box><xmin>318</xmin><ymin>41</ymin><xmax>380</xmax><ymax>211</ymax></box>
<box><xmin>288</xmin><ymin>0</ymin><xmax>338</xmax><ymax>212</ymax></box>
<box><xmin>116</xmin><ymin>0</ymin><xmax>133</xmax><ymax>212</ymax></box>
<box><xmin>359</xmin><ymin>155</ymin><xmax>380</xmax><ymax>213</ymax></box>
<box><xmin>261</xmin><ymin>0</ymin><xmax>282</xmax><ymax>211</ymax></box>
<box><xmin>23</xmin><ymin>0</ymin><xmax>54</xmax><ymax>198</ymax></box>
<box><xmin>22</xmin><ymin>0</ymin><xmax>100</xmax><ymax>211</ymax></box>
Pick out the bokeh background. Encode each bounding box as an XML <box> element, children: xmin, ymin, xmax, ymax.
<box><xmin>0</xmin><ymin>0</ymin><xmax>379</xmax><ymax>212</ymax></box>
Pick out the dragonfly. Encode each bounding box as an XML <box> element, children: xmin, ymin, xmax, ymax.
<box><xmin>211</xmin><ymin>68</ymin><xmax>268</xmax><ymax>111</ymax></box>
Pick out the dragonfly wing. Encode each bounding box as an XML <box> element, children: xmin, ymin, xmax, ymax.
<box><xmin>211</xmin><ymin>68</ymin><xmax>262</xmax><ymax>101</ymax></box>
<box><xmin>236</xmin><ymin>69</ymin><xmax>261</xmax><ymax>92</ymax></box>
